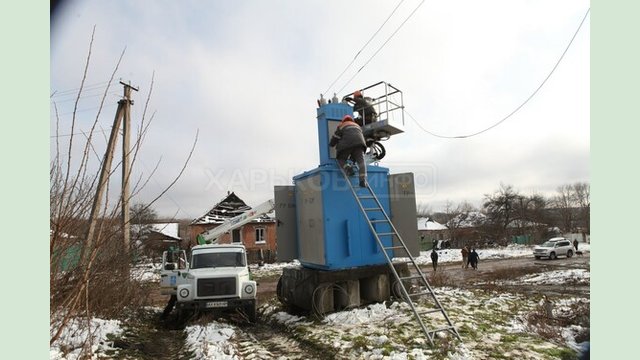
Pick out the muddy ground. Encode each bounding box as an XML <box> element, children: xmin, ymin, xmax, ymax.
<box><xmin>110</xmin><ymin>254</ymin><xmax>589</xmax><ymax>359</ymax></box>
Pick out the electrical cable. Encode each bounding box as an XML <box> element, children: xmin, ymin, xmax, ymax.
<box><xmin>323</xmin><ymin>0</ymin><xmax>406</xmax><ymax>98</ymax></box>
<box><xmin>50</xmin><ymin>80</ymin><xmax>114</xmax><ymax>97</ymax></box>
<box><xmin>337</xmin><ymin>0</ymin><xmax>426</xmax><ymax>94</ymax></box>
<box><xmin>408</xmin><ymin>7</ymin><xmax>590</xmax><ymax>139</ymax></box>
<box><xmin>52</xmin><ymin>103</ymin><xmax>119</xmax><ymax>117</ymax></box>
<box><xmin>50</xmin><ymin>127</ymin><xmax>111</xmax><ymax>139</ymax></box>
<box><xmin>51</xmin><ymin>91</ymin><xmax>121</xmax><ymax>104</ymax></box>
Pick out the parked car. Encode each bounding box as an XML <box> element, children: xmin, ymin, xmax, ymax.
<box><xmin>533</xmin><ymin>237</ymin><xmax>574</xmax><ymax>260</ymax></box>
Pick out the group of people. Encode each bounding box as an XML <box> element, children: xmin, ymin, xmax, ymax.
<box><xmin>328</xmin><ymin>90</ymin><xmax>377</xmax><ymax>187</ymax></box>
<box><xmin>461</xmin><ymin>246</ymin><xmax>479</xmax><ymax>270</ymax></box>
<box><xmin>428</xmin><ymin>246</ymin><xmax>480</xmax><ymax>272</ymax></box>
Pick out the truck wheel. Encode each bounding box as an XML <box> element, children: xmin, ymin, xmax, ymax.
<box><xmin>276</xmin><ymin>277</ymin><xmax>285</xmax><ymax>304</ymax></box>
<box><xmin>550</xmin><ymin>252</ymin><xmax>557</xmax><ymax>260</ymax></box>
<box><xmin>566</xmin><ymin>250</ymin><xmax>573</xmax><ymax>258</ymax></box>
<box><xmin>244</xmin><ymin>302</ymin><xmax>257</xmax><ymax>323</ymax></box>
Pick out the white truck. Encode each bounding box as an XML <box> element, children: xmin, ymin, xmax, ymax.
<box><xmin>159</xmin><ymin>199</ymin><xmax>275</xmax><ymax>322</ymax></box>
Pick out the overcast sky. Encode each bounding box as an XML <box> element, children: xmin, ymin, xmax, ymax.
<box><xmin>50</xmin><ymin>0</ymin><xmax>590</xmax><ymax>220</ymax></box>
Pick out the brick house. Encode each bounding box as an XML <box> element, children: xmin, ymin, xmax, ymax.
<box><xmin>189</xmin><ymin>192</ymin><xmax>277</xmax><ymax>263</ymax></box>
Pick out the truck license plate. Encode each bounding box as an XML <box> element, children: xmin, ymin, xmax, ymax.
<box><xmin>206</xmin><ymin>301</ymin><xmax>227</xmax><ymax>308</ymax></box>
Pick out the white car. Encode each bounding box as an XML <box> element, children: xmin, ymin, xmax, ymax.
<box><xmin>533</xmin><ymin>237</ymin><xmax>574</xmax><ymax>260</ymax></box>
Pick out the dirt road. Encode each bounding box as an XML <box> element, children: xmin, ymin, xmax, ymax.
<box><xmin>254</xmin><ymin>254</ymin><xmax>591</xmax><ymax>303</ymax></box>
<box><xmin>118</xmin><ymin>254</ymin><xmax>589</xmax><ymax>359</ymax></box>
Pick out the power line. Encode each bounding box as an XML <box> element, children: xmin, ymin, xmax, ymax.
<box><xmin>323</xmin><ymin>0</ymin><xmax>406</xmax><ymax>97</ymax></box>
<box><xmin>50</xmin><ymin>91</ymin><xmax>121</xmax><ymax>104</ymax></box>
<box><xmin>50</xmin><ymin>80</ymin><xmax>114</xmax><ymax>97</ymax></box>
<box><xmin>409</xmin><ymin>7</ymin><xmax>590</xmax><ymax>139</ymax></box>
<box><xmin>51</xmin><ymin>103</ymin><xmax>119</xmax><ymax>117</ymax></box>
<box><xmin>337</xmin><ymin>0</ymin><xmax>426</xmax><ymax>94</ymax></box>
<box><xmin>50</xmin><ymin>127</ymin><xmax>112</xmax><ymax>139</ymax></box>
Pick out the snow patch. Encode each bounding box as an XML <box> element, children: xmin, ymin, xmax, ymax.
<box><xmin>50</xmin><ymin>317</ymin><xmax>123</xmax><ymax>360</ymax></box>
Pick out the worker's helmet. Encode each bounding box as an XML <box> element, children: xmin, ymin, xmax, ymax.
<box><xmin>342</xmin><ymin>114</ymin><xmax>353</xmax><ymax>122</ymax></box>
<box><xmin>353</xmin><ymin>90</ymin><xmax>362</xmax><ymax>98</ymax></box>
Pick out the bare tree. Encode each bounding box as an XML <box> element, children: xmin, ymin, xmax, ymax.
<box><xmin>572</xmin><ymin>182</ymin><xmax>590</xmax><ymax>234</ymax></box>
<box><xmin>553</xmin><ymin>184</ymin><xmax>575</xmax><ymax>232</ymax></box>
<box><xmin>442</xmin><ymin>201</ymin><xmax>476</xmax><ymax>246</ymax></box>
<box><xmin>482</xmin><ymin>183</ymin><xmax>521</xmax><ymax>245</ymax></box>
<box><xmin>50</xmin><ymin>30</ymin><xmax>197</xmax><ymax>353</ymax></box>
<box><xmin>512</xmin><ymin>193</ymin><xmax>548</xmax><ymax>242</ymax></box>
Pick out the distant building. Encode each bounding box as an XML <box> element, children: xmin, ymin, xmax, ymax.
<box><xmin>417</xmin><ymin>217</ymin><xmax>448</xmax><ymax>250</ymax></box>
<box><xmin>131</xmin><ymin>222</ymin><xmax>183</xmax><ymax>256</ymax></box>
<box><xmin>189</xmin><ymin>192</ymin><xmax>277</xmax><ymax>263</ymax></box>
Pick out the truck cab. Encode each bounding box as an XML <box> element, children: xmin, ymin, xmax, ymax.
<box><xmin>166</xmin><ymin>244</ymin><xmax>257</xmax><ymax>322</ymax></box>
<box><xmin>159</xmin><ymin>248</ymin><xmax>188</xmax><ymax>295</ymax></box>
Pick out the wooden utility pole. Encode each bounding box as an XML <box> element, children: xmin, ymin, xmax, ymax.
<box><xmin>83</xmin><ymin>81</ymin><xmax>137</xmax><ymax>263</ymax></box>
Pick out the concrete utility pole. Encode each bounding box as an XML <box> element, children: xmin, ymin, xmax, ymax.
<box><xmin>121</xmin><ymin>81</ymin><xmax>136</xmax><ymax>254</ymax></box>
<box><xmin>83</xmin><ymin>81</ymin><xmax>138</xmax><ymax>263</ymax></box>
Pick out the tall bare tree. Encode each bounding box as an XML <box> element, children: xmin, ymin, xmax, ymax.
<box><xmin>553</xmin><ymin>184</ymin><xmax>575</xmax><ymax>232</ymax></box>
<box><xmin>50</xmin><ymin>30</ymin><xmax>197</xmax><ymax>353</ymax></box>
<box><xmin>572</xmin><ymin>182</ymin><xmax>590</xmax><ymax>234</ymax></box>
<box><xmin>482</xmin><ymin>183</ymin><xmax>520</xmax><ymax>244</ymax></box>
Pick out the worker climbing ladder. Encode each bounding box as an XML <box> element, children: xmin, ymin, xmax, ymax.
<box><xmin>338</xmin><ymin>164</ymin><xmax>461</xmax><ymax>346</ymax></box>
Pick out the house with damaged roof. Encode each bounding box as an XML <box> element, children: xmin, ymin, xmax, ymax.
<box><xmin>189</xmin><ymin>192</ymin><xmax>277</xmax><ymax>263</ymax></box>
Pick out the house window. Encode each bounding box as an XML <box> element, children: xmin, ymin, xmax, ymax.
<box><xmin>232</xmin><ymin>229</ymin><xmax>242</xmax><ymax>243</ymax></box>
<box><xmin>255</xmin><ymin>228</ymin><xmax>266</xmax><ymax>244</ymax></box>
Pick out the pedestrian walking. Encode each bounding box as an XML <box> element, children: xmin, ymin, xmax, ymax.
<box><xmin>573</xmin><ymin>239</ymin><xmax>579</xmax><ymax>251</ymax></box>
<box><xmin>461</xmin><ymin>246</ymin><xmax>469</xmax><ymax>269</ymax></box>
<box><xmin>469</xmin><ymin>248</ymin><xmax>479</xmax><ymax>270</ymax></box>
<box><xmin>430</xmin><ymin>249</ymin><xmax>438</xmax><ymax>272</ymax></box>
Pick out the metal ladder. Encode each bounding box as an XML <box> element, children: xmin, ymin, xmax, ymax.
<box><xmin>338</xmin><ymin>165</ymin><xmax>461</xmax><ymax>346</ymax></box>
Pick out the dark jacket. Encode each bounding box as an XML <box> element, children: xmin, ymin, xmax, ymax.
<box><xmin>329</xmin><ymin>120</ymin><xmax>366</xmax><ymax>152</ymax></box>
<box><xmin>353</xmin><ymin>96</ymin><xmax>376</xmax><ymax>118</ymax></box>
<box><xmin>430</xmin><ymin>251</ymin><xmax>438</xmax><ymax>262</ymax></box>
<box><xmin>469</xmin><ymin>250</ymin><xmax>479</xmax><ymax>263</ymax></box>
<box><xmin>344</xmin><ymin>95</ymin><xmax>377</xmax><ymax>125</ymax></box>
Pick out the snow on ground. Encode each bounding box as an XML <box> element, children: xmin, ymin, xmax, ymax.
<box><xmin>50</xmin><ymin>316</ymin><xmax>123</xmax><ymax>360</ymax></box>
<box><xmin>396</xmin><ymin>243</ymin><xmax>591</xmax><ymax>266</ymax></box>
<box><xmin>185</xmin><ymin>322</ymin><xmax>238</xmax><ymax>360</ymax></box>
<box><xmin>501</xmin><ymin>269</ymin><xmax>590</xmax><ymax>286</ymax></box>
<box><xmin>249</xmin><ymin>259</ymin><xmax>300</xmax><ymax>278</ymax></box>
<box><xmin>166</xmin><ymin>280</ymin><xmax>590</xmax><ymax>360</ymax></box>
<box><xmin>55</xmin><ymin>245</ymin><xmax>590</xmax><ymax>359</ymax></box>
<box><xmin>263</xmin><ymin>285</ymin><xmax>589</xmax><ymax>359</ymax></box>
<box><xmin>130</xmin><ymin>261</ymin><xmax>162</xmax><ymax>282</ymax></box>
<box><xmin>133</xmin><ymin>244</ymin><xmax>592</xmax><ymax>281</ymax></box>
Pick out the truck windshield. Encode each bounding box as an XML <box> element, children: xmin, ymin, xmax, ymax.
<box><xmin>191</xmin><ymin>252</ymin><xmax>245</xmax><ymax>269</ymax></box>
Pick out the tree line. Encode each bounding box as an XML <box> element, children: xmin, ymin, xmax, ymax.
<box><xmin>417</xmin><ymin>182</ymin><xmax>590</xmax><ymax>246</ymax></box>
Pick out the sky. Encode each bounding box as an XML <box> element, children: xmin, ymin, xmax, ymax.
<box><xmin>50</xmin><ymin>0</ymin><xmax>590</xmax><ymax>220</ymax></box>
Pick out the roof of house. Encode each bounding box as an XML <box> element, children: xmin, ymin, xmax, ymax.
<box><xmin>448</xmin><ymin>211</ymin><xmax>487</xmax><ymax>228</ymax></box>
<box><xmin>150</xmin><ymin>223</ymin><xmax>179</xmax><ymax>238</ymax></box>
<box><xmin>131</xmin><ymin>222</ymin><xmax>181</xmax><ymax>240</ymax></box>
<box><xmin>191</xmin><ymin>192</ymin><xmax>274</xmax><ymax>225</ymax></box>
<box><xmin>417</xmin><ymin>217</ymin><xmax>448</xmax><ymax>231</ymax></box>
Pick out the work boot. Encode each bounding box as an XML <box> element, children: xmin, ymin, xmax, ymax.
<box><xmin>359</xmin><ymin>179</ymin><xmax>368</xmax><ymax>188</ymax></box>
<box><xmin>344</xmin><ymin>165</ymin><xmax>354</xmax><ymax>176</ymax></box>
